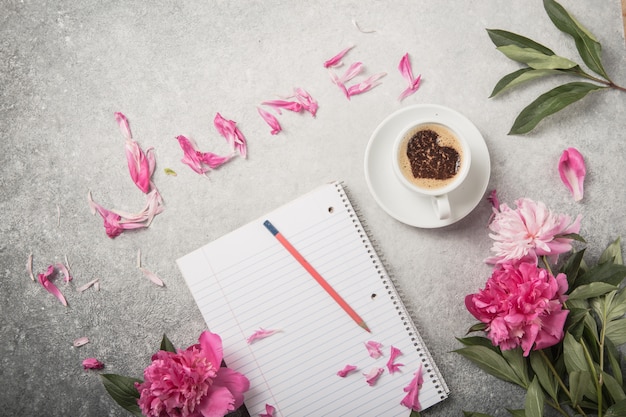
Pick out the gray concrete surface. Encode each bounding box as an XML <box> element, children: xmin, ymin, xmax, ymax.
<box><xmin>1</xmin><ymin>1</ymin><xmax>625</xmax><ymax>416</ymax></box>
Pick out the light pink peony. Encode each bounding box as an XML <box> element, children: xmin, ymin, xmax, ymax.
<box><xmin>465</xmin><ymin>262</ymin><xmax>569</xmax><ymax>356</ymax></box>
<box><xmin>135</xmin><ymin>331</ymin><xmax>249</xmax><ymax>417</ymax></box>
<box><xmin>485</xmin><ymin>198</ymin><xmax>581</xmax><ymax>265</ymax></box>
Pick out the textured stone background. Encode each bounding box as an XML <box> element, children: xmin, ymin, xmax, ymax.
<box><xmin>1</xmin><ymin>1</ymin><xmax>625</xmax><ymax>416</ymax></box>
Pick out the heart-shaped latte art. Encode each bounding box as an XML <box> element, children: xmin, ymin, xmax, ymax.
<box><xmin>406</xmin><ymin>129</ymin><xmax>460</xmax><ymax>180</ymax></box>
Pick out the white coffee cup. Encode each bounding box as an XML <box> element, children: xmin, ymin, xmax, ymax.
<box><xmin>392</xmin><ymin>122</ymin><xmax>471</xmax><ymax>220</ymax></box>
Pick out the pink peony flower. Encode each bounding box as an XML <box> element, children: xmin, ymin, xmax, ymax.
<box><xmin>485</xmin><ymin>198</ymin><xmax>582</xmax><ymax>265</ymax></box>
<box><xmin>465</xmin><ymin>261</ymin><xmax>569</xmax><ymax>356</ymax></box>
<box><xmin>135</xmin><ymin>330</ymin><xmax>249</xmax><ymax>417</ymax></box>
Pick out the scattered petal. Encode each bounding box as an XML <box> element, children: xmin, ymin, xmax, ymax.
<box><xmin>363</xmin><ymin>367</ymin><xmax>384</xmax><ymax>386</ymax></box>
<box><xmin>38</xmin><ymin>265</ymin><xmax>68</xmax><ymax>307</ymax></box>
<box><xmin>82</xmin><ymin>358</ymin><xmax>104</xmax><ymax>370</ymax></box>
<box><xmin>558</xmin><ymin>147</ymin><xmax>586</xmax><ymax>202</ymax></box>
<box><xmin>365</xmin><ymin>340</ymin><xmax>383</xmax><ymax>359</ymax></box>
<box><xmin>139</xmin><ymin>267</ymin><xmax>165</xmax><ymax>287</ymax></box>
<box><xmin>76</xmin><ymin>278</ymin><xmax>100</xmax><ymax>293</ymax></box>
<box><xmin>164</xmin><ymin>168</ymin><xmax>177</xmax><ymax>176</ymax></box>
<box><xmin>214</xmin><ymin>113</ymin><xmax>248</xmax><ymax>158</ymax></box>
<box><xmin>27</xmin><ymin>253</ymin><xmax>35</xmax><ymax>281</ymax></box>
<box><xmin>260</xmin><ymin>100</ymin><xmax>303</xmax><ymax>115</ymax></box>
<box><xmin>339</xmin><ymin>62</ymin><xmax>364</xmax><ymax>84</ymax></box>
<box><xmin>73</xmin><ymin>336</ymin><xmax>89</xmax><ymax>347</ymax></box>
<box><xmin>114</xmin><ymin>112</ymin><xmax>133</xmax><ymax>140</ymax></box>
<box><xmin>323</xmin><ymin>45</ymin><xmax>354</xmax><ymax>68</ymax></box>
<box><xmin>352</xmin><ymin>19</ymin><xmax>376</xmax><ymax>33</ymax></box>
<box><xmin>400</xmin><ymin>365</ymin><xmax>424</xmax><ymax>411</ymax></box>
<box><xmin>246</xmin><ymin>328</ymin><xmax>281</xmax><ymax>344</ymax></box>
<box><xmin>257</xmin><ymin>107</ymin><xmax>282</xmax><ymax>135</ymax></box>
<box><xmin>176</xmin><ymin>135</ymin><xmax>233</xmax><ymax>175</ymax></box>
<box><xmin>55</xmin><ymin>261</ymin><xmax>72</xmax><ymax>284</ymax></box>
<box><xmin>337</xmin><ymin>364</ymin><xmax>358</xmax><ymax>377</ymax></box>
<box><xmin>397</xmin><ymin>53</ymin><xmax>422</xmax><ymax>101</ymax></box>
<box><xmin>386</xmin><ymin>346</ymin><xmax>404</xmax><ymax>374</ymax></box>
<box><xmin>293</xmin><ymin>88</ymin><xmax>318</xmax><ymax>117</ymax></box>
<box><xmin>259</xmin><ymin>404</ymin><xmax>275</xmax><ymax>417</ymax></box>
<box><xmin>115</xmin><ymin>112</ymin><xmax>154</xmax><ymax>194</ymax></box>
<box><xmin>347</xmin><ymin>72</ymin><xmax>387</xmax><ymax>97</ymax></box>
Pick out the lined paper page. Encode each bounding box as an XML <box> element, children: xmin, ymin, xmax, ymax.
<box><xmin>177</xmin><ymin>182</ymin><xmax>448</xmax><ymax>416</ymax></box>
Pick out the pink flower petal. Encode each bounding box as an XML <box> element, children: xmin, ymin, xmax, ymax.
<box><xmin>73</xmin><ymin>336</ymin><xmax>89</xmax><ymax>347</ymax></box>
<box><xmin>259</xmin><ymin>403</ymin><xmax>276</xmax><ymax>417</ymax></box>
<box><xmin>114</xmin><ymin>112</ymin><xmax>132</xmax><ymax>140</ymax></box>
<box><xmin>139</xmin><ymin>267</ymin><xmax>165</xmax><ymax>287</ymax></box>
<box><xmin>257</xmin><ymin>107</ymin><xmax>282</xmax><ymax>135</ymax></box>
<box><xmin>82</xmin><ymin>358</ymin><xmax>104</xmax><ymax>370</ymax></box>
<box><xmin>386</xmin><ymin>346</ymin><xmax>404</xmax><ymax>374</ymax></box>
<box><xmin>27</xmin><ymin>253</ymin><xmax>35</xmax><ymax>281</ymax></box>
<box><xmin>55</xmin><ymin>262</ymin><xmax>72</xmax><ymax>283</ymax></box>
<box><xmin>365</xmin><ymin>340</ymin><xmax>383</xmax><ymax>358</ymax></box>
<box><xmin>401</xmin><ymin>365</ymin><xmax>424</xmax><ymax>411</ymax></box>
<box><xmin>347</xmin><ymin>72</ymin><xmax>387</xmax><ymax>97</ymax></box>
<box><xmin>38</xmin><ymin>265</ymin><xmax>68</xmax><ymax>307</ymax></box>
<box><xmin>558</xmin><ymin>147</ymin><xmax>586</xmax><ymax>202</ymax></box>
<box><xmin>176</xmin><ymin>135</ymin><xmax>232</xmax><ymax>175</ymax></box>
<box><xmin>124</xmin><ymin>139</ymin><xmax>153</xmax><ymax>194</ymax></box>
<box><xmin>76</xmin><ymin>278</ymin><xmax>100</xmax><ymax>293</ymax></box>
<box><xmin>339</xmin><ymin>62</ymin><xmax>364</xmax><ymax>84</ymax></box>
<box><xmin>293</xmin><ymin>88</ymin><xmax>318</xmax><ymax>117</ymax></box>
<box><xmin>214</xmin><ymin>113</ymin><xmax>247</xmax><ymax>158</ymax></box>
<box><xmin>337</xmin><ymin>364</ymin><xmax>358</xmax><ymax>377</ymax></box>
<box><xmin>323</xmin><ymin>45</ymin><xmax>354</xmax><ymax>68</ymax></box>
<box><xmin>363</xmin><ymin>367</ymin><xmax>384</xmax><ymax>386</ymax></box>
<box><xmin>328</xmin><ymin>70</ymin><xmax>349</xmax><ymax>98</ymax></box>
<box><xmin>260</xmin><ymin>100</ymin><xmax>303</xmax><ymax>114</ymax></box>
<box><xmin>246</xmin><ymin>328</ymin><xmax>280</xmax><ymax>344</ymax></box>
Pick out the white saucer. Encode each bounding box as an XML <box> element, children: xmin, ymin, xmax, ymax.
<box><xmin>364</xmin><ymin>104</ymin><xmax>491</xmax><ymax>228</ymax></box>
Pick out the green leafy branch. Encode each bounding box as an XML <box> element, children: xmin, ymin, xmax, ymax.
<box><xmin>457</xmin><ymin>238</ymin><xmax>626</xmax><ymax>417</ymax></box>
<box><xmin>488</xmin><ymin>0</ymin><xmax>625</xmax><ymax>135</ymax></box>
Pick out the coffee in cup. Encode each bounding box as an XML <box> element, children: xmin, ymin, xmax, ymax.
<box><xmin>392</xmin><ymin>122</ymin><xmax>471</xmax><ymax>220</ymax></box>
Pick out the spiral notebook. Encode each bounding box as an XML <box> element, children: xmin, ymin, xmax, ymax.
<box><xmin>176</xmin><ymin>181</ymin><xmax>448</xmax><ymax>416</ymax></box>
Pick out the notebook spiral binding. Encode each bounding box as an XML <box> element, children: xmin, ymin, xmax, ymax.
<box><xmin>335</xmin><ymin>181</ymin><xmax>450</xmax><ymax>400</ymax></box>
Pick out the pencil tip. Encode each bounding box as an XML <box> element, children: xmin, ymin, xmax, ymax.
<box><xmin>360</xmin><ymin>322</ymin><xmax>371</xmax><ymax>332</ymax></box>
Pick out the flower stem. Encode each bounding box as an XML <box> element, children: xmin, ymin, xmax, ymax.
<box><xmin>539</xmin><ymin>350</ymin><xmax>589</xmax><ymax>417</ymax></box>
<box><xmin>581</xmin><ymin>341</ymin><xmax>602</xmax><ymax>417</ymax></box>
<box><xmin>542</xmin><ymin>256</ymin><xmax>554</xmax><ymax>276</ymax></box>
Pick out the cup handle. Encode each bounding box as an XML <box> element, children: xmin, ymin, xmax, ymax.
<box><xmin>433</xmin><ymin>194</ymin><xmax>451</xmax><ymax>220</ymax></box>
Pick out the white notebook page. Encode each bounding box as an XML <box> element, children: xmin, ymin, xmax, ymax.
<box><xmin>176</xmin><ymin>182</ymin><xmax>448</xmax><ymax>416</ymax></box>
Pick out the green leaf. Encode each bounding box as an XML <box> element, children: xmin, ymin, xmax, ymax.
<box><xmin>561</xmin><ymin>248</ymin><xmax>586</xmax><ymax>289</ymax></box>
<box><xmin>409</xmin><ymin>410</ymin><xmax>421</xmax><ymax>417</ymax></box>
<box><xmin>501</xmin><ymin>348</ymin><xmax>530</xmax><ymax>388</ymax></box>
<box><xmin>496</xmin><ymin>45</ymin><xmax>577</xmax><ymax>70</ymax></box>
<box><xmin>606</xmin><ymin>337</ymin><xmax>623</xmax><ymax>385</ymax></box>
<box><xmin>543</xmin><ymin>0</ymin><xmax>609</xmax><ymax>79</ymax></box>
<box><xmin>160</xmin><ymin>334</ymin><xmax>176</xmax><ymax>353</ymax></box>
<box><xmin>466</xmin><ymin>322</ymin><xmax>488</xmax><ymax>334</ymax></box>
<box><xmin>606</xmin><ymin>398</ymin><xmax>626</xmax><ymax>417</ymax></box>
<box><xmin>599</xmin><ymin>237</ymin><xmax>623</xmax><ymax>265</ymax></box>
<box><xmin>603</xmin><ymin>371</ymin><xmax>626</xmax><ymax>403</ymax></box>
<box><xmin>456</xmin><ymin>336</ymin><xmax>499</xmax><ymax>351</ymax></box>
<box><xmin>506</xmin><ymin>410</ymin><xmax>526</xmax><ymax>417</ymax></box>
<box><xmin>509</xmin><ymin>82</ymin><xmax>605</xmax><ymax>135</ymax></box>
<box><xmin>490</xmin><ymin>68</ymin><xmax>562</xmax><ymax>97</ymax></box>
<box><xmin>563</xmin><ymin>332</ymin><xmax>587</xmax><ymax>372</ymax></box>
<box><xmin>606</xmin><ymin>318</ymin><xmax>626</xmax><ymax>345</ymax></box>
<box><xmin>486</xmin><ymin>29</ymin><xmax>555</xmax><ymax>55</ymax></box>
<box><xmin>454</xmin><ymin>345</ymin><xmax>524</xmax><ymax>386</ymax></box>
<box><xmin>568</xmin><ymin>282</ymin><xmax>618</xmax><ymax>300</ymax></box>
<box><xmin>524</xmin><ymin>377</ymin><xmax>544</xmax><ymax>417</ymax></box>
<box><xmin>568</xmin><ymin>370</ymin><xmax>587</xmax><ymax>407</ymax></box>
<box><xmin>529</xmin><ymin>351</ymin><xmax>558</xmax><ymax>401</ymax></box>
<box><xmin>607</xmin><ymin>287</ymin><xmax>626</xmax><ymax>322</ymax></box>
<box><xmin>574</xmin><ymin>259</ymin><xmax>626</xmax><ymax>287</ymax></box>
<box><xmin>100</xmin><ymin>374</ymin><xmax>143</xmax><ymax>417</ymax></box>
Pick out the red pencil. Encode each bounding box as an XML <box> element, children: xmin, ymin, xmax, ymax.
<box><xmin>263</xmin><ymin>220</ymin><xmax>371</xmax><ymax>332</ymax></box>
